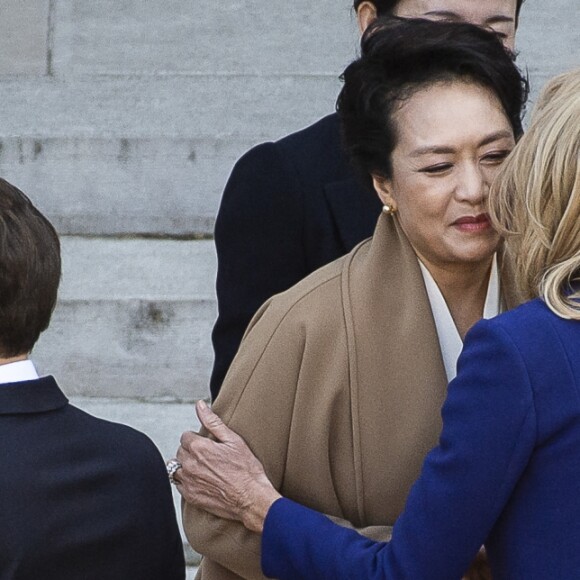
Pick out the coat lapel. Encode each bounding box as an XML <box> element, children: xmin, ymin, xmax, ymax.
<box><xmin>324</xmin><ymin>177</ymin><xmax>382</xmax><ymax>252</ymax></box>
<box><xmin>342</xmin><ymin>214</ymin><xmax>448</xmax><ymax>524</ymax></box>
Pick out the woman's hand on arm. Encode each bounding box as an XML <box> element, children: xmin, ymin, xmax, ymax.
<box><xmin>176</xmin><ymin>401</ymin><xmax>282</xmax><ymax>534</ymax></box>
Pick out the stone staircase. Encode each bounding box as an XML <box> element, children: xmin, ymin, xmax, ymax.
<box><xmin>34</xmin><ymin>236</ymin><xmax>217</xmax><ymax>402</ymax></box>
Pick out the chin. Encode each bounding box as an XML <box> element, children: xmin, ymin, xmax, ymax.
<box><xmin>458</xmin><ymin>239</ymin><xmax>500</xmax><ymax>263</ymax></box>
<box><xmin>456</xmin><ymin>250</ymin><xmax>497</xmax><ymax>265</ymax></box>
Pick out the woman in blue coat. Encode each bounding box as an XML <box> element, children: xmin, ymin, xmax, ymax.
<box><xmin>176</xmin><ymin>68</ymin><xmax>580</xmax><ymax>579</ymax></box>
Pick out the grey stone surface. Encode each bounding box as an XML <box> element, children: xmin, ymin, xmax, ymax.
<box><xmin>0</xmin><ymin>76</ymin><xmax>338</xmax><ymax>235</ymax></box>
<box><xmin>0</xmin><ymin>136</ymin><xmax>247</xmax><ymax>236</ymax></box>
<box><xmin>516</xmin><ymin>0</ymin><xmax>580</xmax><ymax>109</ymax></box>
<box><xmin>35</xmin><ymin>297</ymin><xmax>215</xmax><ymax>400</ymax></box>
<box><xmin>0</xmin><ymin>0</ymin><xmax>50</xmax><ymax>76</ymax></box>
<box><xmin>57</xmin><ymin>237</ymin><xmax>216</xmax><ymax>300</ymax></box>
<box><xmin>0</xmin><ymin>76</ymin><xmax>339</xmax><ymax>139</ymax></box>
<box><xmin>52</xmin><ymin>0</ymin><xmax>359</xmax><ymax>76</ymax></box>
<box><xmin>33</xmin><ymin>237</ymin><xmax>217</xmax><ymax>401</ymax></box>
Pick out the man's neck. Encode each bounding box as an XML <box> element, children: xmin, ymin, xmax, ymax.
<box><xmin>0</xmin><ymin>354</ymin><xmax>29</xmax><ymax>366</ymax></box>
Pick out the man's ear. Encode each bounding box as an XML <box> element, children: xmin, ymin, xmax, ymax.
<box><xmin>356</xmin><ymin>2</ymin><xmax>378</xmax><ymax>34</ymax></box>
<box><xmin>372</xmin><ymin>174</ymin><xmax>397</xmax><ymax>210</ymax></box>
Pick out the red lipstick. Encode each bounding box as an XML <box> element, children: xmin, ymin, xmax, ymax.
<box><xmin>452</xmin><ymin>213</ymin><xmax>491</xmax><ymax>232</ymax></box>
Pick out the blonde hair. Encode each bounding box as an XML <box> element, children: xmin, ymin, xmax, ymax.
<box><xmin>489</xmin><ymin>70</ymin><xmax>580</xmax><ymax>319</ymax></box>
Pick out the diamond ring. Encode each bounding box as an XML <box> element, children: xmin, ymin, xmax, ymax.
<box><xmin>166</xmin><ymin>459</ymin><xmax>182</xmax><ymax>485</ymax></box>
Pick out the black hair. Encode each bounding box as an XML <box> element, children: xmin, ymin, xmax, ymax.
<box><xmin>337</xmin><ymin>17</ymin><xmax>529</xmax><ymax>185</ymax></box>
<box><xmin>0</xmin><ymin>179</ymin><xmax>61</xmax><ymax>356</ymax></box>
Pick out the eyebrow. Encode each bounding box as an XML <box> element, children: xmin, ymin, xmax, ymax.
<box><xmin>424</xmin><ymin>11</ymin><xmax>515</xmax><ymax>24</ymax></box>
<box><xmin>409</xmin><ymin>130</ymin><xmax>515</xmax><ymax>157</ymax></box>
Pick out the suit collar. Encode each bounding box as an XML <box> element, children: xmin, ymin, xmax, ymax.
<box><xmin>324</xmin><ymin>177</ymin><xmax>382</xmax><ymax>253</ymax></box>
<box><xmin>0</xmin><ymin>376</ymin><xmax>68</xmax><ymax>415</ymax></box>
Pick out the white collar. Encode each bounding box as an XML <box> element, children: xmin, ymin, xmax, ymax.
<box><xmin>0</xmin><ymin>360</ymin><xmax>39</xmax><ymax>385</ymax></box>
<box><xmin>419</xmin><ymin>255</ymin><xmax>501</xmax><ymax>382</ymax></box>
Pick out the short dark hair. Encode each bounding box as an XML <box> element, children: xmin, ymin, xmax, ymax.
<box><xmin>0</xmin><ymin>179</ymin><xmax>61</xmax><ymax>357</ymax></box>
<box><xmin>337</xmin><ymin>17</ymin><xmax>528</xmax><ymax>185</ymax></box>
<box><xmin>353</xmin><ymin>0</ymin><xmax>525</xmax><ymax>22</ymax></box>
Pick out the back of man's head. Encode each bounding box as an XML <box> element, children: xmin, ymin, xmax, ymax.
<box><xmin>0</xmin><ymin>179</ymin><xmax>60</xmax><ymax>357</ymax></box>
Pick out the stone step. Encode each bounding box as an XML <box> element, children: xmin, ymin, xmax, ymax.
<box><xmin>0</xmin><ymin>75</ymin><xmax>340</xmax><ymax>141</ymax></box>
<box><xmin>0</xmin><ymin>78</ymin><xmax>339</xmax><ymax>235</ymax></box>
<box><xmin>0</xmin><ymin>0</ymin><xmax>49</xmax><ymax>75</ymax></box>
<box><xmin>51</xmin><ymin>0</ymin><xmax>358</xmax><ymax>78</ymax></box>
<box><xmin>0</xmin><ymin>136</ymin><xmax>245</xmax><ymax>236</ymax></box>
<box><xmin>34</xmin><ymin>236</ymin><xmax>217</xmax><ymax>401</ymax></box>
<box><xmin>55</xmin><ymin>236</ymin><xmax>216</xmax><ymax>301</ymax></box>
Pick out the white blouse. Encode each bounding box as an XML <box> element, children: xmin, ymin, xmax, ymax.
<box><xmin>419</xmin><ymin>256</ymin><xmax>501</xmax><ymax>382</ymax></box>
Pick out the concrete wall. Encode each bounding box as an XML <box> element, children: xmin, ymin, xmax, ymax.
<box><xmin>0</xmin><ymin>0</ymin><xmax>578</xmax><ymax>402</ymax></box>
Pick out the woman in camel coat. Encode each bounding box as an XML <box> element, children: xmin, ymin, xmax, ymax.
<box><xmin>179</xmin><ymin>19</ymin><xmax>527</xmax><ymax>579</ymax></box>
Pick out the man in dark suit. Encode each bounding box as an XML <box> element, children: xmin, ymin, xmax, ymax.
<box><xmin>210</xmin><ymin>0</ymin><xmax>525</xmax><ymax>399</ymax></box>
<box><xmin>0</xmin><ymin>178</ymin><xmax>185</xmax><ymax>579</ymax></box>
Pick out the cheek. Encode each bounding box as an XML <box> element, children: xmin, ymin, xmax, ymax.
<box><xmin>397</xmin><ymin>202</ymin><xmax>445</xmax><ymax>249</ymax></box>
<box><xmin>391</xmin><ymin>175</ymin><xmax>450</xmax><ymax>240</ymax></box>
<box><xmin>400</xmin><ymin>193</ymin><xmax>449</xmax><ymax>228</ymax></box>
<box><xmin>482</xmin><ymin>164</ymin><xmax>504</xmax><ymax>182</ymax></box>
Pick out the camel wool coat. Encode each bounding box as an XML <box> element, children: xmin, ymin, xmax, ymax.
<box><xmin>184</xmin><ymin>214</ymin><xmax>521</xmax><ymax>579</ymax></box>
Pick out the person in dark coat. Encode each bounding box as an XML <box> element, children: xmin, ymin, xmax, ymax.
<box><xmin>0</xmin><ymin>178</ymin><xmax>185</xmax><ymax>580</ymax></box>
<box><xmin>210</xmin><ymin>0</ymin><xmax>526</xmax><ymax>398</ymax></box>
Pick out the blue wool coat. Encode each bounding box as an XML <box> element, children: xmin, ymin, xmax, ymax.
<box><xmin>262</xmin><ymin>298</ymin><xmax>580</xmax><ymax>579</ymax></box>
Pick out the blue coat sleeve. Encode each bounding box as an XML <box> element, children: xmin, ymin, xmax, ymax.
<box><xmin>261</xmin><ymin>319</ymin><xmax>537</xmax><ymax>580</ymax></box>
<box><xmin>209</xmin><ymin>142</ymin><xmax>306</xmax><ymax>400</ymax></box>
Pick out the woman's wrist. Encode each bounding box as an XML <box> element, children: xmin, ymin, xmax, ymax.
<box><xmin>242</xmin><ymin>481</ymin><xmax>283</xmax><ymax>534</ymax></box>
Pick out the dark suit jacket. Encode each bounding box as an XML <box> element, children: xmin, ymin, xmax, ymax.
<box><xmin>0</xmin><ymin>376</ymin><xmax>185</xmax><ymax>580</ymax></box>
<box><xmin>210</xmin><ymin>113</ymin><xmax>381</xmax><ymax>398</ymax></box>
<box><xmin>262</xmin><ymin>298</ymin><xmax>580</xmax><ymax>579</ymax></box>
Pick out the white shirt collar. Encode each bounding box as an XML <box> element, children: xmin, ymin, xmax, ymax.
<box><xmin>0</xmin><ymin>360</ymin><xmax>39</xmax><ymax>385</ymax></box>
<box><xmin>419</xmin><ymin>255</ymin><xmax>501</xmax><ymax>382</ymax></box>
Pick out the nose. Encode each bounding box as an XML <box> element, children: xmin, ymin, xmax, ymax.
<box><xmin>456</xmin><ymin>163</ymin><xmax>487</xmax><ymax>205</ymax></box>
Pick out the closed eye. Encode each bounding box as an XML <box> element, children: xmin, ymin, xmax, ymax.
<box><xmin>420</xmin><ymin>163</ymin><xmax>453</xmax><ymax>174</ymax></box>
<box><xmin>482</xmin><ymin>150</ymin><xmax>512</xmax><ymax>164</ymax></box>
